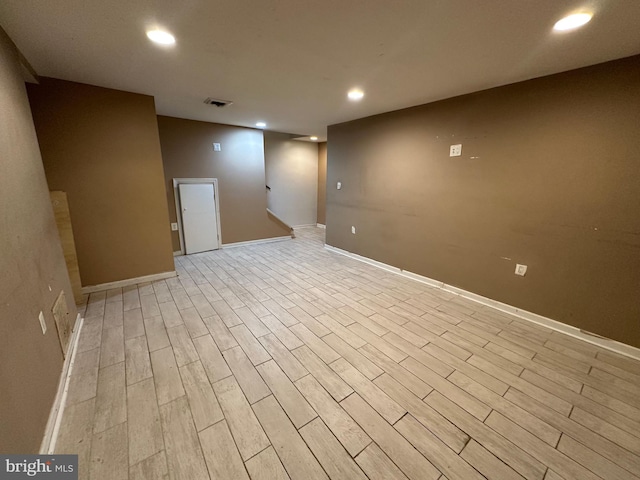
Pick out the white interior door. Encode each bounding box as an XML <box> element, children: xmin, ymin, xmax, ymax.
<box><xmin>179</xmin><ymin>183</ymin><xmax>219</xmax><ymax>254</ymax></box>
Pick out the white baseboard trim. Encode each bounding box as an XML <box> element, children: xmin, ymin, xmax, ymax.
<box><xmin>81</xmin><ymin>271</ymin><xmax>177</xmax><ymax>294</ymax></box>
<box><xmin>222</xmin><ymin>236</ymin><xmax>291</xmax><ymax>249</ymax></box>
<box><xmin>40</xmin><ymin>314</ymin><xmax>84</xmax><ymax>454</ymax></box>
<box><xmin>173</xmin><ymin>251</ymin><xmax>183</xmax><ymax>257</ymax></box>
<box><xmin>324</xmin><ymin>244</ymin><xmax>640</xmax><ymax>361</ymax></box>
<box><xmin>325</xmin><ymin>245</ymin><xmax>405</xmax><ymax>276</ymax></box>
<box><xmin>293</xmin><ymin>223</ymin><xmax>318</xmax><ymax>228</ymax></box>
<box><xmin>316</xmin><ymin>223</ymin><xmax>326</xmax><ymax>229</ymax></box>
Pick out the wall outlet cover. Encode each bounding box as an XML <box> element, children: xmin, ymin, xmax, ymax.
<box><xmin>515</xmin><ymin>264</ymin><xmax>528</xmax><ymax>276</ymax></box>
<box><xmin>337</xmin><ymin>182</ymin><xmax>342</xmax><ymax>190</ymax></box>
<box><xmin>351</xmin><ymin>226</ymin><xmax>356</xmax><ymax>234</ymax></box>
<box><xmin>171</xmin><ymin>222</ymin><xmax>179</xmax><ymax>231</ymax></box>
<box><xmin>450</xmin><ymin>144</ymin><xmax>462</xmax><ymax>157</ymax></box>
<box><xmin>213</xmin><ymin>143</ymin><xmax>221</xmax><ymax>151</ymax></box>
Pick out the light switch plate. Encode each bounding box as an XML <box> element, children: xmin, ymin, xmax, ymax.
<box><xmin>450</xmin><ymin>144</ymin><xmax>462</xmax><ymax>157</ymax></box>
<box><xmin>171</xmin><ymin>223</ymin><xmax>178</xmax><ymax>231</ymax></box>
<box><xmin>337</xmin><ymin>182</ymin><xmax>342</xmax><ymax>190</ymax></box>
<box><xmin>351</xmin><ymin>226</ymin><xmax>356</xmax><ymax>234</ymax></box>
<box><xmin>213</xmin><ymin>143</ymin><xmax>221</xmax><ymax>151</ymax></box>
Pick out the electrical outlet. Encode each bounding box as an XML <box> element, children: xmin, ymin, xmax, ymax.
<box><xmin>38</xmin><ymin>311</ymin><xmax>47</xmax><ymax>334</ymax></box>
<box><xmin>213</xmin><ymin>143</ymin><xmax>221</xmax><ymax>151</ymax></box>
<box><xmin>351</xmin><ymin>226</ymin><xmax>356</xmax><ymax>234</ymax></box>
<box><xmin>337</xmin><ymin>182</ymin><xmax>342</xmax><ymax>190</ymax></box>
<box><xmin>171</xmin><ymin>222</ymin><xmax>178</xmax><ymax>231</ymax></box>
<box><xmin>450</xmin><ymin>144</ymin><xmax>462</xmax><ymax>157</ymax></box>
<box><xmin>515</xmin><ymin>264</ymin><xmax>527</xmax><ymax>276</ymax></box>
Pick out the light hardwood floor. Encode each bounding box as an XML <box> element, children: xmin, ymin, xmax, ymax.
<box><xmin>58</xmin><ymin>227</ymin><xmax>640</xmax><ymax>479</ymax></box>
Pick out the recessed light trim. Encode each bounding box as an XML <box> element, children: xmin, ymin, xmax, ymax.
<box><xmin>310</xmin><ymin>136</ymin><xmax>318</xmax><ymax>141</ymax></box>
<box><xmin>347</xmin><ymin>89</ymin><xmax>364</xmax><ymax>101</ymax></box>
<box><xmin>146</xmin><ymin>29</ymin><xmax>176</xmax><ymax>45</ymax></box>
<box><xmin>553</xmin><ymin>13</ymin><xmax>592</xmax><ymax>31</ymax></box>
<box><xmin>256</xmin><ymin>122</ymin><xmax>267</xmax><ymax>128</ymax></box>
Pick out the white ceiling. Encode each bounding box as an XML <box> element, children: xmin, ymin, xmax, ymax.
<box><xmin>1</xmin><ymin>1</ymin><xmax>639</xmax><ymax>140</ymax></box>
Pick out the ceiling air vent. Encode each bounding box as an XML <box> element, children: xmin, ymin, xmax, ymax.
<box><xmin>204</xmin><ymin>97</ymin><xmax>233</xmax><ymax>107</ymax></box>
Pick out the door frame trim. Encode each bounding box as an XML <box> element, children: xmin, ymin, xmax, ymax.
<box><xmin>173</xmin><ymin>178</ymin><xmax>222</xmax><ymax>255</ymax></box>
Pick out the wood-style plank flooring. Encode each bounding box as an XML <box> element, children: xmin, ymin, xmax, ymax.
<box><xmin>58</xmin><ymin>227</ymin><xmax>640</xmax><ymax>479</ymax></box>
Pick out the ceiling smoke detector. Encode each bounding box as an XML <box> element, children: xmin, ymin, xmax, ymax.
<box><xmin>204</xmin><ymin>97</ymin><xmax>233</xmax><ymax>107</ymax></box>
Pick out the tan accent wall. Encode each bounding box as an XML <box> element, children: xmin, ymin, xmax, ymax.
<box><xmin>264</xmin><ymin>131</ymin><xmax>318</xmax><ymax>227</ymax></box>
<box><xmin>157</xmin><ymin>116</ymin><xmax>290</xmax><ymax>250</ymax></box>
<box><xmin>0</xmin><ymin>28</ymin><xmax>77</xmax><ymax>453</ymax></box>
<box><xmin>317</xmin><ymin>142</ymin><xmax>327</xmax><ymax>225</ymax></box>
<box><xmin>327</xmin><ymin>55</ymin><xmax>640</xmax><ymax>348</ymax></box>
<box><xmin>27</xmin><ymin>78</ymin><xmax>175</xmax><ymax>287</ymax></box>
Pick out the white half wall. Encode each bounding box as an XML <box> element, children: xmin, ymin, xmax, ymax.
<box><xmin>264</xmin><ymin>131</ymin><xmax>318</xmax><ymax>227</ymax></box>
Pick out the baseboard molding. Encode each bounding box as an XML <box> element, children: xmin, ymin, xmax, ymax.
<box><xmin>316</xmin><ymin>223</ymin><xmax>326</xmax><ymax>229</ymax></box>
<box><xmin>324</xmin><ymin>244</ymin><xmax>640</xmax><ymax>361</ymax></box>
<box><xmin>40</xmin><ymin>314</ymin><xmax>84</xmax><ymax>454</ymax></box>
<box><xmin>293</xmin><ymin>223</ymin><xmax>318</xmax><ymax>228</ymax></box>
<box><xmin>222</xmin><ymin>236</ymin><xmax>291</xmax><ymax>249</ymax></box>
<box><xmin>173</xmin><ymin>251</ymin><xmax>183</xmax><ymax>257</ymax></box>
<box><xmin>325</xmin><ymin>245</ymin><xmax>406</xmax><ymax>275</ymax></box>
<box><xmin>81</xmin><ymin>271</ymin><xmax>177</xmax><ymax>294</ymax></box>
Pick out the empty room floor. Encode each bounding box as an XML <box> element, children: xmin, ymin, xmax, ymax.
<box><xmin>56</xmin><ymin>227</ymin><xmax>640</xmax><ymax>479</ymax></box>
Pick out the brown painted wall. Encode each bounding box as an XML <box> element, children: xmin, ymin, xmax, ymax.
<box><xmin>27</xmin><ymin>78</ymin><xmax>175</xmax><ymax>286</ymax></box>
<box><xmin>157</xmin><ymin>116</ymin><xmax>290</xmax><ymax>249</ymax></box>
<box><xmin>327</xmin><ymin>55</ymin><xmax>640</xmax><ymax>348</ymax></box>
<box><xmin>0</xmin><ymin>28</ymin><xmax>77</xmax><ymax>453</ymax></box>
<box><xmin>317</xmin><ymin>142</ymin><xmax>327</xmax><ymax>225</ymax></box>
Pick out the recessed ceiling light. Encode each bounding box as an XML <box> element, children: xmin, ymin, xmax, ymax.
<box><xmin>310</xmin><ymin>136</ymin><xmax>318</xmax><ymax>141</ymax></box>
<box><xmin>553</xmin><ymin>13</ymin><xmax>593</xmax><ymax>31</ymax></box>
<box><xmin>256</xmin><ymin>122</ymin><xmax>267</xmax><ymax>128</ymax></box>
<box><xmin>146</xmin><ymin>29</ymin><xmax>176</xmax><ymax>45</ymax></box>
<box><xmin>347</xmin><ymin>89</ymin><xmax>364</xmax><ymax>101</ymax></box>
